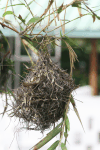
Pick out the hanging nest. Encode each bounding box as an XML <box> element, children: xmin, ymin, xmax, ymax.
<box><xmin>11</xmin><ymin>52</ymin><xmax>77</xmax><ymax>131</ymax></box>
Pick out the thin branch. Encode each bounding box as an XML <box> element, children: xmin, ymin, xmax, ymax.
<box><xmin>24</xmin><ymin>0</ymin><xmax>34</xmax><ymax>17</ymax></box>
<box><xmin>46</xmin><ymin>12</ymin><xmax>91</xmax><ymax>34</ymax></box>
<box><xmin>0</xmin><ymin>22</ymin><xmax>19</xmax><ymax>34</ymax></box>
<box><xmin>3</xmin><ymin>0</ymin><xmax>9</xmax><ymax>22</ymax></box>
<box><xmin>40</xmin><ymin>0</ymin><xmax>54</xmax><ymax>18</ymax></box>
<box><xmin>20</xmin><ymin>0</ymin><xmax>76</xmax><ymax>36</ymax></box>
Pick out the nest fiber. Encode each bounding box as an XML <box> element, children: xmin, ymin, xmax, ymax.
<box><xmin>12</xmin><ymin>53</ymin><xmax>77</xmax><ymax>131</ymax></box>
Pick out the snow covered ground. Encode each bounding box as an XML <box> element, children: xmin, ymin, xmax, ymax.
<box><xmin>0</xmin><ymin>85</ymin><xmax>100</xmax><ymax>150</ymax></box>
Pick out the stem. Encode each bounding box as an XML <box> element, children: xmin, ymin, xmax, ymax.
<box><xmin>0</xmin><ymin>22</ymin><xmax>19</xmax><ymax>34</ymax></box>
<box><xmin>3</xmin><ymin>0</ymin><xmax>9</xmax><ymax>22</ymax></box>
<box><xmin>58</xmin><ymin>98</ymin><xmax>70</xmax><ymax>146</ymax></box>
<box><xmin>32</xmin><ymin>121</ymin><xmax>63</xmax><ymax>150</ymax></box>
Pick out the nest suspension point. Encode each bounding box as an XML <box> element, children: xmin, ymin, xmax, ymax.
<box><xmin>12</xmin><ymin>52</ymin><xmax>77</xmax><ymax>131</ymax></box>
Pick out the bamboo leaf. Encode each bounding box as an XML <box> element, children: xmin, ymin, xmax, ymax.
<box><xmin>2</xmin><ymin>11</ymin><xmax>13</xmax><ymax>17</ymax></box>
<box><xmin>65</xmin><ymin>116</ymin><xmax>70</xmax><ymax>131</ymax></box>
<box><xmin>47</xmin><ymin>140</ymin><xmax>59</xmax><ymax>150</ymax></box>
<box><xmin>57</xmin><ymin>4</ymin><xmax>63</xmax><ymax>14</ymax></box>
<box><xmin>73</xmin><ymin>106</ymin><xmax>85</xmax><ymax>132</ymax></box>
<box><xmin>60</xmin><ymin>30</ymin><xmax>62</xmax><ymax>37</ymax></box>
<box><xmin>72</xmin><ymin>1</ymin><xmax>80</xmax><ymax>7</ymax></box>
<box><xmin>18</xmin><ymin>14</ymin><xmax>25</xmax><ymax>24</ymax></box>
<box><xmin>97</xmin><ymin>16</ymin><xmax>100</xmax><ymax>20</ymax></box>
<box><xmin>70</xmin><ymin>96</ymin><xmax>85</xmax><ymax>132</ymax></box>
<box><xmin>61</xmin><ymin>143</ymin><xmax>67</xmax><ymax>150</ymax></box>
<box><xmin>0</xmin><ymin>30</ymin><xmax>10</xmax><ymax>50</ymax></box>
<box><xmin>64</xmin><ymin>40</ymin><xmax>78</xmax><ymax>76</ymax></box>
<box><xmin>64</xmin><ymin>132</ymin><xmax>68</xmax><ymax>138</ymax></box>
<box><xmin>27</xmin><ymin>17</ymin><xmax>41</xmax><ymax>24</ymax></box>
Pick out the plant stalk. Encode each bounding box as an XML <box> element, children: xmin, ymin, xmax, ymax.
<box><xmin>32</xmin><ymin>121</ymin><xmax>63</xmax><ymax>150</ymax></box>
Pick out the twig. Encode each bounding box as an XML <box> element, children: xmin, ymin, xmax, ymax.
<box><xmin>46</xmin><ymin>12</ymin><xmax>91</xmax><ymax>34</ymax></box>
<box><xmin>0</xmin><ymin>22</ymin><xmax>19</xmax><ymax>34</ymax></box>
<box><xmin>20</xmin><ymin>0</ymin><xmax>76</xmax><ymax>36</ymax></box>
<box><xmin>3</xmin><ymin>0</ymin><xmax>9</xmax><ymax>22</ymax></box>
<box><xmin>24</xmin><ymin>0</ymin><xmax>34</xmax><ymax>17</ymax></box>
<box><xmin>84</xmin><ymin>2</ymin><xmax>100</xmax><ymax>19</ymax></box>
<box><xmin>40</xmin><ymin>0</ymin><xmax>54</xmax><ymax>18</ymax></box>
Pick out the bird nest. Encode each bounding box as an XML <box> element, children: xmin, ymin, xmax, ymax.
<box><xmin>11</xmin><ymin>52</ymin><xmax>77</xmax><ymax>131</ymax></box>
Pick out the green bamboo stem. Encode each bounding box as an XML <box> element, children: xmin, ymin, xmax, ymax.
<box><xmin>32</xmin><ymin>121</ymin><xmax>63</xmax><ymax>150</ymax></box>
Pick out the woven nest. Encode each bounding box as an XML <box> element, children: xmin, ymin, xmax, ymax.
<box><xmin>11</xmin><ymin>53</ymin><xmax>77</xmax><ymax>131</ymax></box>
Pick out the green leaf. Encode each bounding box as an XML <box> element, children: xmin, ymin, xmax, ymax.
<box><xmin>60</xmin><ymin>30</ymin><xmax>62</xmax><ymax>37</ymax></box>
<box><xmin>57</xmin><ymin>4</ymin><xmax>63</xmax><ymax>14</ymax></box>
<box><xmin>31</xmin><ymin>121</ymin><xmax>63</xmax><ymax>150</ymax></box>
<box><xmin>0</xmin><ymin>30</ymin><xmax>9</xmax><ymax>49</ymax></box>
<box><xmin>70</xmin><ymin>96</ymin><xmax>85</xmax><ymax>132</ymax></box>
<box><xmin>47</xmin><ymin>140</ymin><xmax>59</xmax><ymax>150</ymax></box>
<box><xmin>61</xmin><ymin>143</ymin><xmax>67</xmax><ymax>150</ymax></box>
<box><xmin>2</xmin><ymin>11</ymin><xmax>13</xmax><ymax>17</ymax></box>
<box><xmin>27</xmin><ymin>17</ymin><xmax>41</xmax><ymax>24</ymax></box>
<box><xmin>96</xmin><ymin>16</ymin><xmax>100</xmax><ymax>20</ymax></box>
<box><xmin>64</xmin><ymin>132</ymin><xmax>68</xmax><ymax>138</ymax></box>
<box><xmin>70</xmin><ymin>96</ymin><xmax>75</xmax><ymax>105</ymax></box>
<box><xmin>57</xmin><ymin>7</ymin><xmax>62</xmax><ymax>14</ymax></box>
<box><xmin>65</xmin><ymin>116</ymin><xmax>70</xmax><ymax>131</ymax></box>
<box><xmin>18</xmin><ymin>14</ymin><xmax>25</xmax><ymax>24</ymax></box>
<box><xmin>72</xmin><ymin>2</ymin><xmax>80</xmax><ymax>7</ymax></box>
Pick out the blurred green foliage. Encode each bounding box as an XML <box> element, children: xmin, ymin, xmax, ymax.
<box><xmin>61</xmin><ymin>38</ymin><xmax>100</xmax><ymax>95</ymax></box>
<box><xmin>0</xmin><ymin>36</ymin><xmax>15</xmax><ymax>91</ymax></box>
